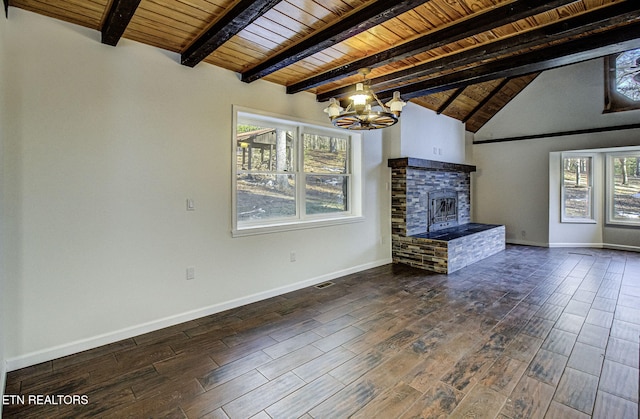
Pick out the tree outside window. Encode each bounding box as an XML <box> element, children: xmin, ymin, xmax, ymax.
<box><xmin>561</xmin><ymin>154</ymin><xmax>594</xmax><ymax>223</ymax></box>
<box><xmin>607</xmin><ymin>153</ymin><xmax>640</xmax><ymax>226</ymax></box>
<box><xmin>303</xmin><ymin>133</ymin><xmax>349</xmax><ymax>215</ymax></box>
<box><xmin>236</xmin><ymin>124</ymin><xmax>297</xmax><ymax>223</ymax></box>
<box><xmin>604</xmin><ymin>48</ymin><xmax>640</xmax><ymax>113</ymax></box>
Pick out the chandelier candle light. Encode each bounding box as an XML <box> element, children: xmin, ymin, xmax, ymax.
<box><xmin>324</xmin><ymin>68</ymin><xmax>407</xmax><ymax>130</ymax></box>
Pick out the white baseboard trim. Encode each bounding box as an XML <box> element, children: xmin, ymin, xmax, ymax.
<box><xmin>6</xmin><ymin>257</ymin><xmax>392</xmax><ymax>372</ymax></box>
<box><xmin>506</xmin><ymin>239</ymin><xmax>548</xmax><ymax>247</ymax></box>
<box><xmin>603</xmin><ymin>243</ymin><xmax>640</xmax><ymax>252</ymax></box>
<box><xmin>548</xmin><ymin>242</ymin><xmax>605</xmax><ymax>248</ymax></box>
<box><xmin>547</xmin><ymin>242</ymin><xmax>640</xmax><ymax>252</ymax></box>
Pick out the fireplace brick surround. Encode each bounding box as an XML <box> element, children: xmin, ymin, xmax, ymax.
<box><xmin>388</xmin><ymin>157</ymin><xmax>505</xmax><ymax>274</ymax></box>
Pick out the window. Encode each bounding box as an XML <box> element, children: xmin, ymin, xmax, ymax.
<box><xmin>233</xmin><ymin>107</ymin><xmax>362</xmax><ymax>236</ymax></box>
<box><xmin>302</xmin><ymin>132</ymin><xmax>350</xmax><ymax>215</ymax></box>
<box><xmin>604</xmin><ymin>48</ymin><xmax>640</xmax><ymax>113</ymax></box>
<box><xmin>606</xmin><ymin>152</ymin><xmax>640</xmax><ymax>227</ymax></box>
<box><xmin>561</xmin><ymin>154</ymin><xmax>595</xmax><ymax>223</ymax></box>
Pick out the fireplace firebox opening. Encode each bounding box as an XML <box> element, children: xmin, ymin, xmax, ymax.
<box><xmin>428</xmin><ymin>190</ymin><xmax>458</xmax><ymax>232</ymax></box>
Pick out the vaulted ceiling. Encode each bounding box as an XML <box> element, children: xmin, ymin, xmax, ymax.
<box><xmin>5</xmin><ymin>0</ymin><xmax>640</xmax><ymax>132</ymax></box>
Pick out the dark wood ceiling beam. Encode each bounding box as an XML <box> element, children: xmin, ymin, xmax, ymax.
<box><xmin>373</xmin><ymin>22</ymin><xmax>640</xmax><ymax>103</ymax></box>
<box><xmin>317</xmin><ymin>1</ymin><xmax>640</xmax><ymax>102</ymax></box>
<box><xmin>3</xmin><ymin>0</ymin><xmax>8</xmax><ymax>18</ymax></box>
<box><xmin>465</xmin><ymin>74</ymin><xmax>538</xmax><ymax>132</ymax></box>
<box><xmin>241</xmin><ymin>0</ymin><xmax>432</xmax><ymax>83</ymax></box>
<box><xmin>181</xmin><ymin>0</ymin><xmax>281</xmax><ymax>68</ymax></box>
<box><xmin>462</xmin><ymin>78</ymin><xmax>511</xmax><ymax>123</ymax></box>
<box><xmin>287</xmin><ymin>0</ymin><xmax>576</xmax><ymax>94</ymax></box>
<box><xmin>436</xmin><ymin>88</ymin><xmax>465</xmax><ymax>115</ymax></box>
<box><xmin>101</xmin><ymin>0</ymin><xmax>142</xmax><ymax>46</ymax></box>
<box><xmin>474</xmin><ymin>123</ymin><xmax>640</xmax><ymax>144</ymax></box>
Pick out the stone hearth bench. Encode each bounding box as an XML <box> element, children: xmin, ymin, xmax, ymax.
<box><xmin>394</xmin><ymin>223</ymin><xmax>505</xmax><ymax>274</ymax></box>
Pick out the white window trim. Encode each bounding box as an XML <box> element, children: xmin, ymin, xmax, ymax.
<box><xmin>560</xmin><ymin>152</ymin><xmax>596</xmax><ymax>224</ymax></box>
<box><xmin>231</xmin><ymin>105</ymin><xmax>364</xmax><ymax>237</ymax></box>
<box><xmin>606</xmin><ymin>151</ymin><xmax>640</xmax><ymax>227</ymax></box>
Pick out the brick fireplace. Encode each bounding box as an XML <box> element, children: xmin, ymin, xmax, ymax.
<box><xmin>388</xmin><ymin>157</ymin><xmax>505</xmax><ymax>274</ymax></box>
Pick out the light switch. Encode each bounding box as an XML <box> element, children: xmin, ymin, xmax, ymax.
<box><xmin>186</xmin><ymin>198</ymin><xmax>195</xmax><ymax>211</ymax></box>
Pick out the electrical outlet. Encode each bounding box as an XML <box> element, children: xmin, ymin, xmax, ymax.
<box><xmin>290</xmin><ymin>252</ymin><xmax>296</xmax><ymax>262</ymax></box>
<box><xmin>186</xmin><ymin>267</ymin><xmax>195</xmax><ymax>280</ymax></box>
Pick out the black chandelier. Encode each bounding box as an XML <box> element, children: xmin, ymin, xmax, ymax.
<box><xmin>323</xmin><ymin>69</ymin><xmax>407</xmax><ymax>130</ymax></box>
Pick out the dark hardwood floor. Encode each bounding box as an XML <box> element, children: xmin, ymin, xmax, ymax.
<box><xmin>4</xmin><ymin>245</ymin><xmax>640</xmax><ymax>418</ymax></box>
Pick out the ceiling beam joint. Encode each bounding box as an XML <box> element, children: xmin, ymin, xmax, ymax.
<box><xmin>101</xmin><ymin>0</ymin><xmax>141</xmax><ymax>46</ymax></box>
<box><xmin>436</xmin><ymin>88</ymin><xmax>465</xmax><ymax>115</ymax></box>
<box><xmin>181</xmin><ymin>0</ymin><xmax>281</xmax><ymax>68</ymax></box>
<box><xmin>462</xmin><ymin>78</ymin><xmax>511</xmax><ymax>124</ymax></box>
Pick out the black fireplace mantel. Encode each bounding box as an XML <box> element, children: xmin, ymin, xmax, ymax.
<box><xmin>388</xmin><ymin>157</ymin><xmax>476</xmax><ymax>173</ymax></box>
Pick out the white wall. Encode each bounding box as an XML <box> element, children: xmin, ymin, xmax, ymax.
<box><xmin>472</xmin><ymin>139</ymin><xmax>553</xmax><ymax>245</ymax></box>
<box><xmin>1</xmin><ymin>6</ymin><xmax>9</xmax><ymax>403</ymax></box>
<box><xmin>473</xmin><ymin>59</ymin><xmax>640</xmax><ymax>246</ymax></box>
<box><xmin>386</xmin><ymin>102</ymin><xmax>467</xmax><ymax>164</ymax></box>
<box><xmin>2</xmin><ymin>9</ymin><xmax>393</xmax><ymax>369</ymax></box>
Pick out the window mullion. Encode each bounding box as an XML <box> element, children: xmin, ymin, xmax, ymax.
<box><xmin>296</xmin><ymin>128</ymin><xmax>305</xmax><ymax>220</ymax></box>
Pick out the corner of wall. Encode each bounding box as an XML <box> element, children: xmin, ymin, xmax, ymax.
<box><xmin>382</xmin><ymin>121</ymin><xmax>401</xmax><ymax>158</ymax></box>
<box><xmin>464</xmin><ymin>131</ymin><xmax>475</xmax><ymax>165</ymax></box>
<box><xmin>0</xmin><ymin>10</ymin><xmax>7</xmax><ymax>410</ymax></box>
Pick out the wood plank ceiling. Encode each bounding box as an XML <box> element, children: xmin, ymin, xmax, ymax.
<box><xmin>5</xmin><ymin>0</ymin><xmax>640</xmax><ymax>132</ymax></box>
